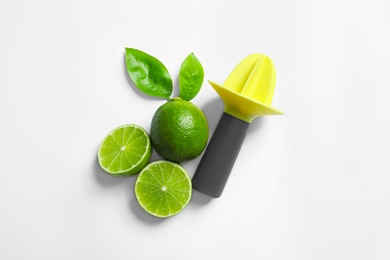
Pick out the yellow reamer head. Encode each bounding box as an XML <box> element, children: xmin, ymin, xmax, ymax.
<box><xmin>209</xmin><ymin>53</ymin><xmax>283</xmax><ymax>123</ymax></box>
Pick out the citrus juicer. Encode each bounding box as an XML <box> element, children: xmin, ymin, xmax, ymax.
<box><xmin>192</xmin><ymin>53</ymin><xmax>283</xmax><ymax>198</ymax></box>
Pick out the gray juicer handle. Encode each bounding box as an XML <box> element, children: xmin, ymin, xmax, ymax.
<box><xmin>192</xmin><ymin>112</ymin><xmax>250</xmax><ymax>198</ymax></box>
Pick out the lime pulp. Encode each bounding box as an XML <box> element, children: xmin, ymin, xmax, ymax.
<box><xmin>98</xmin><ymin>124</ymin><xmax>151</xmax><ymax>177</ymax></box>
<box><xmin>135</xmin><ymin>160</ymin><xmax>192</xmax><ymax>218</ymax></box>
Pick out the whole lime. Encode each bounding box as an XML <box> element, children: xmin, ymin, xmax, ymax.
<box><xmin>150</xmin><ymin>98</ymin><xmax>208</xmax><ymax>162</ymax></box>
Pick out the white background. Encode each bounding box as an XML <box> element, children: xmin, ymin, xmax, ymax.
<box><xmin>1</xmin><ymin>0</ymin><xmax>390</xmax><ymax>259</ymax></box>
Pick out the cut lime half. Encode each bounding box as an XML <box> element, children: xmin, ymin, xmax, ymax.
<box><xmin>98</xmin><ymin>124</ymin><xmax>151</xmax><ymax>177</ymax></box>
<box><xmin>135</xmin><ymin>161</ymin><xmax>192</xmax><ymax>218</ymax></box>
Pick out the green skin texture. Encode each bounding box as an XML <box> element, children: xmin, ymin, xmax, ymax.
<box><xmin>150</xmin><ymin>99</ymin><xmax>208</xmax><ymax>163</ymax></box>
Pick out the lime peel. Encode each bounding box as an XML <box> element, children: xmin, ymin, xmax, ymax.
<box><xmin>150</xmin><ymin>99</ymin><xmax>208</xmax><ymax>162</ymax></box>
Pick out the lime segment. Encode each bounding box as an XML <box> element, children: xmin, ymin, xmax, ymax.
<box><xmin>98</xmin><ymin>124</ymin><xmax>151</xmax><ymax>176</ymax></box>
<box><xmin>135</xmin><ymin>161</ymin><xmax>192</xmax><ymax>218</ymax></box>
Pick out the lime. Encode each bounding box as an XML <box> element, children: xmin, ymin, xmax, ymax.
<box><xmin>135</xmin><ymin>160</ymin><xmax>192</xmax><ymax>218</ymax></box>
<box><xmin>150</xmin><ymin>98</ymin><xmax>208</xmax><ymax>162</ymax></box>
<box><xmin>98</xmin><ymin>124</ymin><xmax>151</xmax><ymax>177</ymax></box>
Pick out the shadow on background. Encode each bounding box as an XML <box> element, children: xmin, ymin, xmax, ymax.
<box><xmin>171</xmin><ymin>73</ymin><xmax>180</xmax><ymax>98</ymax></box>
<box><xmin>93</xmin><ymin>157</ymin><xmax>165</xmax><ymax>225</ymax></box>
<box><xmin>247</xmin><ymin>116</ymin><xmax>265</xmax><ymax>136</ymax></box>
<box><xmin>129</xmin><ymin>193</ymin><xmax>166</xmax><ymax>225</ymax></box>
<box><xmin>190</xmin><ymin>189</ymin><xmax>213</xmax><ymax>206</ymax></box>
<box><xmin>94</xmin><ymin>156</ymin><xmax>126</xmax><ymax>187</ymax></box>
<box><xmin>201</xmin><ymin>97</ymin><xmax>224</xmax><ymax>136</ymax></box>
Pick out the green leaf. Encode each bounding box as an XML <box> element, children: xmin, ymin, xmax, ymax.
<box><xmin>125</xmin><ymin>48</ymin><xmax>172</xmax><ymax>99</ymax></box>
<box><xmin>179</xmin><ymin>53</ymin><xmax>204</xmax><ymax>101</ymax></box>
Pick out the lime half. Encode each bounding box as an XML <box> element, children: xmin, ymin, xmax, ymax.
<box><xmin>135</xmin><ymin>161</ymin><xmax>192</xmax><ymax>218</ymax></box>
<box><xmin>98</xmin><ymin>124</ymin><xmax>151</xmax><ymax>177</ymax></box>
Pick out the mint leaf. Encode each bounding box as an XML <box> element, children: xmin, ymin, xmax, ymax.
<box><xmin>125</xmin><ymin>48</ymin><xmax>172</xmax><ymax>99</ymax></box>
<box><xmin>179</xmin><ymin>53</ymin><xmax>204</xmax><ymax>101</ymax></box>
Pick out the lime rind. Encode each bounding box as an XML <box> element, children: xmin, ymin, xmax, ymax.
<box><xmin>98</xmin><ymin>124</ymin><xmax>151</xmax><ymax>177</ymax></box>
<box><xmin>135</xmin><ymin>160</ymin><xmax>192</xmax><ymax>218</ymax></box>
<box><xmin>150</xmin><ymin>100</ymin><xmax>209</xmax><ymax>163</ymax></box>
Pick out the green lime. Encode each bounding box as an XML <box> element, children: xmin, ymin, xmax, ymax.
<box><xmin>135</xmin><ymin>160</ymin><xmax>192</xmax><ymax>218</ymax></box>
<box><xmin>150</xmin><ymin>98</ymin><xmax>208</xmax><ymax>162</ymax></box>
<box><xmin>98</xmin><ymin>124</ymin><xmax>151</xmax><ymax>177</ymax></box>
